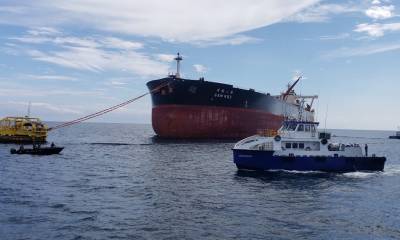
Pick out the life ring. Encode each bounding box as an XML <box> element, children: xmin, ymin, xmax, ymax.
<box><xmin>321</xmin><ymin>138</ymin><xmax>328</xmax><ymax>145</ymax></box>
<box><xmin>274</xmin><ymin>135</ymin><xmax>281</xmax><ymax>142</ymax></box>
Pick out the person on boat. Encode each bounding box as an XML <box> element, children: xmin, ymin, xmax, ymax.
<box><xmin>19</xmin><ymin>145</ymin><xmax>24</xmax><ymax>152</ymax></box>
<box><xmin>51</xmin><ymin>142</ymin><xmax>55</xmax><ymax>148</ymax></box>
<box><xmin>365</xmin><ymin>144</ymin><xmax>368</xmax><ymax>157</ymax></box>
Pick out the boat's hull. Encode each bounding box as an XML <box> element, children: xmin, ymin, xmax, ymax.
<box><xmin>10</xmin><ymin>147</ymin><xmax>63</xmax><ymax>155</ymax></box>
<box><xmin>389</xmin><ymin>136</ymin><xmax>400</xmax><ymax>139</ymax></box>
<box><xmin>152</xmin><ymin>105</ymin><xmax>284</xmax><ymax>139</ymax></box>
<box><xmin>147</xmin><ymin>77</ymin><xmax>314</xmax><ymax>139</ymax></box>
<box><xmin>233</xmin><ymin>149</ymin><xmax>386</xmax><ymax>172</ymax></box>
<box><xmin>0</xmin><ymin>135</ymin><xmax>46</xmax><ymax>144</ymax></box>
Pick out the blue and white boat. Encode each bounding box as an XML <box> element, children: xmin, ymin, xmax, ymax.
<box><xmin>389</xmin><ymin>127</ymin><xmax>400</xmax><ymax>139</ymax></box>
<box><xmin>232</xmin><ymin>120</ymin><xmax>386</xmax><ymax>172</ymax></box>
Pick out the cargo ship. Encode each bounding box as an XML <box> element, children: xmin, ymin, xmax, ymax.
<box><xmin>147</xmin><ymin>53</ymin><xmax>317</xmax><ymax>139</ymax></box>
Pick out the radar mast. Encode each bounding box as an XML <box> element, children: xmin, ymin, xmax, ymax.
<box><xmin>174</xmin><ymin>53</ymin><xmax>183</xmax><ymax>78</ymax></box>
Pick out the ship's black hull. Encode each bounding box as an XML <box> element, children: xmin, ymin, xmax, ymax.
<box><xmin>147</xmin><ymin>77</ymin><xmax>314</xmax><ymax>139</ymax></box>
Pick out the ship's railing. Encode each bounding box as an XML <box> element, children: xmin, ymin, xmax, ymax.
<box><xmin>234</xmin><ymin>135</ymin><xmax>260</xmax><ymax>148</ymax></box>
<box><xmin>257</xmin><ymin>129</ymin><xmax>278</xmax><ymax>137</ymax></box>
<box><xmin>250</xmin><ymin>141</ymin><xmax>274</xmax><ymax>151</ymax></box>
<box><xmin>0</xmin><ymin>126</ymin><xmax>48</xmax><ymax>137</ymax></box>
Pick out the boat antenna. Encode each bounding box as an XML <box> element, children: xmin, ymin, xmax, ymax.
<box><xmin>324</xmin><ymin>104</ymin><xmax>329</xmax><ymax>133</ymax></box>
<box><xmin>298</xmin><ymin>98</ymin><xmax>305</xmax><ymax>121</ymax></box>
<box><xmin>316</xmin><ymin>97</ymin><xmax>320</xmax><ymax>122</ymax></box>
<box><xmin>26</xmin><ymin>101</ymin><xmax>31</xmax><ymax>118</ymax></box>
<box><xmin>174</xmin><ymin>52</ymin><xmax>183</xmax><ymax>78</ymax></box>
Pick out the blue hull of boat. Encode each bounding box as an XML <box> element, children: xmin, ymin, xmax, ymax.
<box><xmin>233</xmin><ymin>149</ymin><xmax>385</xmax><ymax>172</ymax></box>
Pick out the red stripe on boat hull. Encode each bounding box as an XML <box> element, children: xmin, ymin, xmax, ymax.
<box><xmin>152</xmin><ymin>105</ymin><xmax>284</xmax><ymax>139</ymax></box>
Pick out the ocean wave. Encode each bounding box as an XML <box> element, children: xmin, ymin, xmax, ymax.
<box><xmin>382</xmin><ymin>165</ymin><xmax>400</xmax><ymax>176</ymax></box>
<box><xmin>342</xmin><ymin>171</ymin><xmax>379</xmax><ymax>179</ymax></box>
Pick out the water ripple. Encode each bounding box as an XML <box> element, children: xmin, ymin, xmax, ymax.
<box><xmin>0</xmin><ymin>124</ymin><xmax>399</xmax><ymax>240</ymax></box>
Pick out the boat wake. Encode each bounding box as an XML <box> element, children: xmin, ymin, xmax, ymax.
<box><xmin>342</xmin><ymin>171</ymin><xmax>379</xmax><ymax>179</ymax></box>
<box><xmin>341</xmin><ymin>164</ymin><xmax>400</xmax><ymax>178</ymax></box>
<box><xmin>382</xmin><ymin>164</ymin><xmax>400</xmax><ymax>176</ymax></box>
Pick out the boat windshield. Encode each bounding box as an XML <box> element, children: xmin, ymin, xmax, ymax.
<box><xmin>282</xmin><ymin>122</ymin><xmax>297</xmax><ymax>131</ymax></box>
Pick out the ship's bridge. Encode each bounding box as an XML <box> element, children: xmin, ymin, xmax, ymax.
<box><xmin>278</xmin><ymin>120</ymin><xmax>319</xmax><ymax>139</ymax></box>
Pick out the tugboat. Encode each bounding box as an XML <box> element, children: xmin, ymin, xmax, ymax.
<box><xmin>389</xmin><ymin>127</ymin><xmax>400</xmax><ymax>139</ymax></box>
<box><xmin>232</xmin><ymin>120</ymin><xmax>386</xmax><ymax>172</ymax></box>
<box><xmin>0</xmin><ymin>116</ymin><xmax>48</xmax><ymax>143</ymax></box>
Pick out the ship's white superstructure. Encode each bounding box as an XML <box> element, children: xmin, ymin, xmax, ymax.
<box><xmin>234</xmin><ymin>121</ymin><xmax>365</xmax><ymax>158</ymax></box>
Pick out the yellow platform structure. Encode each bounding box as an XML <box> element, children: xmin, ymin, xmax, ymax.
<box><xmin>0</xmin><ymin>117</ymin><xmax>48</xmax><ymax>143</ymax></box>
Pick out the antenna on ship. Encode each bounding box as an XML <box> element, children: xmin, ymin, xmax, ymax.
<box><xmin>324</xmin><ymin>104</ymin><xmax>329</xmax><ymax>133</ymax></box>
<box><xmin>174</xmin><ymin>52</ymin><xmax>183</xmax><ymax>78</ymax></box>
<box><xmin>26</xmin><ymin>101</ymin><xmax>31</xmax><ymax>118</ymax></box>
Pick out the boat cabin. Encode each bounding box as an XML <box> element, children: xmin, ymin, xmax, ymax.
<box><xmin>278</xmin><ymin>120</ymin><xmax>321</xmax><ymax>139</ymax></box>
<box><xmin>0</xmin><ymin>116</ymin><xmax>48</xmax><ymax>143</ymax></box>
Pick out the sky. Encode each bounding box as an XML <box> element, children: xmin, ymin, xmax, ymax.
<box><xmin>0</xmin><ymin>0</ymin><xmax>399</xmax><ymax>130</ymax></box>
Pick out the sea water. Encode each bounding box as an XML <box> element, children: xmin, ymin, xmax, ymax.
<box><xmin>0</xmin><ymin>123</ymin><xmax>399</xmax><ymax>239</ymax></box>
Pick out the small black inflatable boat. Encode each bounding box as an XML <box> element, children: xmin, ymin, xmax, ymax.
<box><xmin>10</xmin><ymin>145</ymin><xmax>64</xmax><ymax>155</ymax></box>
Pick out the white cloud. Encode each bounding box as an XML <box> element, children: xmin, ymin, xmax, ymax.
<box><xmin>365</xmin><ymin>5</ymin><xmax>395</xmax><ymax>19</ymax></box>
<box><xmin>110</xmin><ymin>80</ymin><xmax>127</xmax><ymax>86</ymax></box>
<box><xmin>24</xmin><ymin>74</ymin><xmax>77</xmax><ymax>81</ymax></box>
<box><xmin>52</xmin><ymin>36</ymin><xmax>100</xmax><ymax>48</ymax></box>
<box><xmin>372</xmin><ymin>0</ymin><xmax>381</xmax><ymax>5</ymax></box>
<box><xmin>155</xmin><ymin>54</ymin><xmax>177</xmax><ymax>63</ymax></box>
<box><xmin>0</xmin><ymin>6</ymin><xmax>26</xmax><ymax>14</ymax></box>
<box><xmin>31</xmin><ymin>102</ymin><xmax>81</xmax><ymax>114</ymax></box>
<box><xmin>319</xmin><ymin>33</ymin><xmax>350</xmax><ymax>40</ymax></box>
<box><xmin>288</xmin><ymin>3</ymin><xmax>360</xmax><ymax>22</ymax></box>
<box><xmin>9</xmin><ymin>29</ymin><xmax>170</xmax><ymax>77</ymax></box>
<box><xmin>323</xmin><ymin>42</ymin><xmax>400</xmax><ymax>58</ymax></box>
<box><xmin>354</xmin><ymin>22</ymin><xmax>400</xmax><ymax>37</ymax></box>
<box><xmin>0</xmin><ymin>0</ymin><xmax>319</xmax><ymax>42</ymax></box>
<box><xmin>28</xmin><ymin>27</ymin><xmax>61</xmax><ymax>36</ymax></box>
<box><xmin>101</xmin><ymin>37</ymin><xmax>143</xmax><ymax>50</ymax></box>
<box><xmin>11</xmin><ymin>32</ymin><xmax>100</xmax><ymax>48</ymax></box>
<box><xmin>0</xmin><ymin>85</ymin><xmax>106</xmax><ymax>98</ymax></box>
<box><xmin>12</xmin><ymin>29</ymin><xmax>144</xmax><ymax>50</ymax></box>
<box><xmin>194</xmin><ymin>35</ymin><xmax>262</xmax><ymax>47</ymax></box>
<box><xmin>3</xmin><ymin>101</ymin><xmax>82</xmax><ymax>115</ymax></box>
<box><xmin>193</xmin><ymin>64</ymin><xmax>207</xmax><ymax>73</ymax></box>
<box><xmin>26</xmin><ymin>46</ymin><xmax>168</xmax><ymax>76</ymax></box>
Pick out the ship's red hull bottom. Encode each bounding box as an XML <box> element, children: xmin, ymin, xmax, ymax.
<box><xmin>152</xmin><ymin>105</ymin><xmax>285</xmax><ymax>139</ymax></box>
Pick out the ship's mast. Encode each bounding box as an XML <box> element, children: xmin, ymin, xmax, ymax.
<box><xmin>26</xmin><ymin>101</ymin><xmax>31</xmax><ymax>118</ymax></box>
<box><xmin>296</xmin><ymin>95</ymin><xmax>318</xmax><ymax>121</ymax></box>
<box><xmin>175</xmin><ymin>52</ymin><xmax>183</xmax><ymax>78</ymax></box>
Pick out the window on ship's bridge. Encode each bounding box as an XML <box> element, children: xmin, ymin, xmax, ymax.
<box><xmin>311</xmin><ymin>125</ymin><xmax>316</xmax><ymax>132</ymax></box>
<box><xmin>305</xmin><ymin>125</ymin><xmax>310</xmax><ymax>132</ymax></box>
<box><xmin>297</xmin><ymin>124</ymin><xmax>304</xmax><ymax>131</ymax></box>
